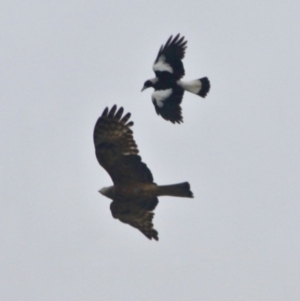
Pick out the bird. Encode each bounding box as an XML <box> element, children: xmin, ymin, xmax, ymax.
<box><xmin>142</xmin><ymin>34</ymin><xmax>210</xmax><ymax>124</ymax></box>
<box><xmin>94</xmin><ymin>105</ymin><xmax>194</xmax><ymax>240</ymax></box>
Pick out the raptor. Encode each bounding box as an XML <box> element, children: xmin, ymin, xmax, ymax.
<box><xmin>94</xmin><ymin>105</ymin><xmax>193</xmax><ymax>240</ymax></box>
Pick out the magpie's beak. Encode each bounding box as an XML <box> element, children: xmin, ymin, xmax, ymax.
<box><xmin>141</xmin><ymin>86</ymin><xmax>146</xmax><ymax>92</ymax></box>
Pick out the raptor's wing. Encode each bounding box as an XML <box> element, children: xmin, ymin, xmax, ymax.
<box><xmin>94</xmin><ymin>105</ymin><xmax>154</xmax><ymax>184</ymax></box>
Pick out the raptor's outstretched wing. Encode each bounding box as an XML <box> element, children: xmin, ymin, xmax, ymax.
<box><xmin>110</xmin><ymin>197</ymin><xmax>159</xmax><ymax>240</ymax></box>
<box><xmin>93</xmin><ymin>105</ymin><xmax>154</xmax><ymax>185</ymax></box>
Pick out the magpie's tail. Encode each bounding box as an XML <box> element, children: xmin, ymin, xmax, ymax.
<box><xmin>178</xmin><ymin>77</ymin><xmax>210</xmax><ymax>98</ymax></box>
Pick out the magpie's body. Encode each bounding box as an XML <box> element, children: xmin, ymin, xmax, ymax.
<box><xmin>142</xmin><ymin>34</ymin><xmax>210</xmax><ymax>124</ymax></box>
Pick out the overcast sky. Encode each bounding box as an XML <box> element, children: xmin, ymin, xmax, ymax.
<box><xmin>1</xmin><ymin>1</ymin><xmax>300</xmax><ymax>300</ymax></box>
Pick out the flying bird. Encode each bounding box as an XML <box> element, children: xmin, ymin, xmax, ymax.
<box><xmin>94</xmin><ymin>105</ymin><xmax>194</xmax><ymax>240</ymax></box>
<box><xmin>142</xmin><ymin>34</ymin><xmax>210</xmax><ymax>124</ymax></box>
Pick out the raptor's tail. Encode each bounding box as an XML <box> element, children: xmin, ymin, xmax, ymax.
<box><xmin>157</xmin><ymin>182</ymin><xmax>194</xmax><ymax>198</ymax></box>
<box><xmin>178</xmin><ymin>77</ymin><xmax>210</xmax><ymax>98</ymax></box>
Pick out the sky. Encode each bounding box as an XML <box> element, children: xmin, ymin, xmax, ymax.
<box><xmin>1</xmin><ymin>1</ymin><xmax>300</xmax><ymax>300</ymax></box>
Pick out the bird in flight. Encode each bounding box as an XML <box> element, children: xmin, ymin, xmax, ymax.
<box><xmin>142</xmin><ymin>34</ymin><xmax>210</xmax><ymax>124</ymax></box>
<box><xmin>94</xmin><ymin>105</ymin><xmax>194</xmax><ymax>240</ymax></box>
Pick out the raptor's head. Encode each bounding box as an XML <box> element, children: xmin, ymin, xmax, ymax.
<box><xmin>99</xmin><ymin>186</ymin><xmax>114</xmax><ymax>199</ymax></box>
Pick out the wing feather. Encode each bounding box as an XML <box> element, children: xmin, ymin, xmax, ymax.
<box><xmin>94</xmin><ymin>105</ymin><xmax>154</xmax><ymax>184</ymax></box>
<box><xmin>153</xmin><ymin>34</ymin><xmax>187</xmax><ymax>79</ymax></box>
<box><xmin>110</xmin><ymin>198</ymin><xmax>159</xmax><ymax>240</ymax></box>
<box><xmin>152</xmin><ymin>87</ymin><xmax>184</xmax><ymax>124</ymax></box>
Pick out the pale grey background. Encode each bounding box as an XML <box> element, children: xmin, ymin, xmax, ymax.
<box><xmin>1</xmin><ymin>1</ymin><xmax>300</xmax><ymax>300</ymax></box>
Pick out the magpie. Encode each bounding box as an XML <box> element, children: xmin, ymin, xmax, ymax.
<box><xmin>142</xmin><ymin>34</ymin><xmax>210</xmax><ymax>124</ymax></box>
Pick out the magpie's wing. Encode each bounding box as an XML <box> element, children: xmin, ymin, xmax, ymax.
<box><xmin>110</xmin><ymin>197</ymin><xmax>159</xmax><ymax>240</ymax></box>
<box><xmin>153</xmin><ymin>34</ymin><xmax>187</xmax><ymax>80</ymax></box>
<box><xmin>151</xmin><ymin>87</ymin><xmax>184</xmax><ymax>124</ymax></box>
<box><xmin>94</xmin><ymin>105</ymin><xmax>154</xmax><ymax>185</ymax></box>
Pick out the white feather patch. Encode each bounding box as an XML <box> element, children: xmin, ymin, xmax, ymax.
<box><xmin>149</xmin><ymin>77</ymin><xmax>159</xmax><ymax>84</ymax></box>
<box><xmin>153</xmin><ymin>55</ymin><xmax>173</xmax><ymax>73</ymax></box>
<box><xmin>152</xmin><ymin>89</ymin><xmax>172</xmax><ymax>108</ymax></box>
<box><xmin>177</xmin><ymin>79</ymin><xmax>202</xmax><ymax>95</ymax></box>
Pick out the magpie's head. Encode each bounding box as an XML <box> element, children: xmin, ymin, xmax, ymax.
<box><xmin>141</xmin><ymin>79</ymin><xmax>154</xmax><ymax>92</ymax></box>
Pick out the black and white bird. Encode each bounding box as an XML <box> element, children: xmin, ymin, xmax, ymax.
<box><xmin>142</xmin><ymin>34</ymin><xmax>210</xmax><ymax>124</ymax></box>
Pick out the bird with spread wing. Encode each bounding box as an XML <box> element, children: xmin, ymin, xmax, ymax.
<box><xmin>94</xmin><ymin>105</ymin><xmax>193</xmax><ymax>240</ymax></box>
<box><xmin>142</xmin><ymin>34</ymin><xmax>210</xmax><ymax>124</ymax></box>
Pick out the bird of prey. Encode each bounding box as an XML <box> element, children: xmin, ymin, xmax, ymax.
<box><xmin>94</xmin><ymin>105</ymin><xmax>194</xmax><ymax>240</ymax></box>
<box><xmin>142</xmin><ymin>34</ymin><xmax>210</xmax><ymax>124</ymax></box>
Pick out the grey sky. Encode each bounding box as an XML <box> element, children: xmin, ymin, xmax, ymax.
<box><xmin>1</xmin><ymin>1</ymin><xmax>300</xmax><ymax>300</ymax></box>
